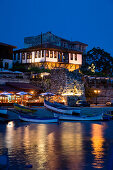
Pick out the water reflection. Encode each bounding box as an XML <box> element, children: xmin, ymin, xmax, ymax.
<box><xmin>61</xmin><ymin>123</ymin><xmax>84</xmax><ymax>169</ymax></box>
<box><xmin>0</xmin><ymin>121</ymin><xmax>110</xmax><ymax>169</ymax></box>
<box><xmin>91</xmin><ymin>123</ymin><xmax>105</xmax><ymax>169</ymax></box>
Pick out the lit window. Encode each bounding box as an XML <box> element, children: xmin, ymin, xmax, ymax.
<box><xmin>54</xmin><ymin>51</ymin><xmax>58</xmax><ymax>58</ymax></box>
<box><xmin>35</xmin><ymin>51</ymin><xmax>38</xmax><ymax>58</ymax></box>
<box><xmin>30</xmin><ymin>52</ymin><xmax>32</xmax><ymax>59</ymax></box>
<box><xmin>46</xmin><ymin>51</ymin><xmax>49</xmax><ymax>57</ymax></box>
<box><xmin>70</xmin><ymin>53</ymin><xmax>73</xmax><ymax>60</ymax></box>
<box><xmin>50</xmin><ymin>51</ymin><xmax>53</xmax><ymax>58</ymax></box>
<box><xmin>22</xmin><ymin>53</ymin><xmax>25</xmax><ymax>60</ymax></box>
<box><xmin>75</xmin><ymin>54</ymin><xmax>77</xmax><ymax>60</ymax></box>
<box><xmin>38</xmin><ymin>51</ymin><xmax>41</xmax><ymax>58</ymax></box>
<box><xmin>27</xmin><ymin>53</ymin><xmax>30</xmax><ymax>59</ymax></box>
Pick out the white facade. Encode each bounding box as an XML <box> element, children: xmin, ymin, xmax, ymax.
<box><xmin>69</xmin><ymin>53</ymin><xmax>82</xmax><ymax>65</ymax></box>
<box><xmin>14</xmin><ymin>50</ymin><xmax>82</xmax><ymax>67</ymax></box>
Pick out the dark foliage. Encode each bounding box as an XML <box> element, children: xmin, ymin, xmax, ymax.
<box><xmin>81</xmin><ymin>47</ymin><xmax>113</xmax><ymax>76</ymax></box>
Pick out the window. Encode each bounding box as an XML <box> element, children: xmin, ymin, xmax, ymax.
<box><xmin>18</xmin><ymin>53</ymin><xmax>20</xmax><ymax>60</ymax></box>
<box><xmin>27</xmin><ymin>53</ymin><xmax>30</xmax><ymax>59</ymax></box>
<box><xmin>30</xmin><ymin>52</ymin><xmax>32</xmax><ymax>59</ymax></box>
<box><xmin>46</xmin><ymin>50</ymin><xmax>49</xmax><ymax>57</ymax></box>
<box><xmin>79</xmin><ymin>45</ymin><xmax>81</xmax><ymax>50</ymax></box>
<box><xmin>42</xmin><ymin>50</ymin><xmax>44</xmax><ymax>57</ymax></box>
<box><xmin>35</xmin><ymin>51</ymin><xmax>38</xmax><ymax>58</ymax></box>
<box><xmin>75</xmin><ymin>54</ymin><xmax>77</xmax><ymax>60</ymax></box>
<box><xmin>14</xmin><ymin>54</ymin><xmax>16</xmax><ymax>60</ymax></box>
<box><xmin>58</xmin><ymin>52</ymin><xmax>62</xmax><ymax>61</ymax></box>
<box><xmin>70</xmin><ymin>53</ymin><xmax>73</xmax><ymax>60</ymax></box>
<box><xmin>22</xmin><ymin>53</ymin><xmax>25</xmax><ymax>60</ymax></box>
<box><xmin>54</xmin><ymin>51</ymin><xmax>58</xmax><ymax>58</ymax></box>
<box><xmin>5</xmin><ymin>62</ymin><xmax>9</xmax><ymax>69</ymax></box>
<box><xmin>38</xmin><ymin>51</ymin><xmax>41</xmax><ymax>58</ymax></box>
<box><xmin>50</xmin><ymin>51</ymin><xmax>53</xmax><ymax>58</ymax></box>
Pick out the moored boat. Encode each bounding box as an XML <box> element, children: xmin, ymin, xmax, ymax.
<box><xmin>14</xmin><ymin>103</ymin><xmax>37</xmax><ymax>114</ymax></box>
<box><xmin>54</xmin><ymin>113</ymin><xmax>103</xmax><ymax>121</ymax></box>
<box><xmin>44</xmin><ymin>100</ymin><xmax>81</xmax><ymax>115</ymax></box>
<box><xmin>19</xmin><ymin>115</ymin><xmax>59</xmax><ymax>123</ymax></box>
<box><xmin>0</xmin><ymin>109</ymin><xmax>8</xmax><ymax>119</ymax></box>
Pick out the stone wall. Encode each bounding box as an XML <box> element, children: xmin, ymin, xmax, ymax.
<box><xmin>84</xmin><ymin>76</ymin><xmax>113</xmax><ymax>104</ymax></box>
<box><xmin>50</xmin><ymin>68</ymin><xmax>86</xmax><ymax>106</ymax></box>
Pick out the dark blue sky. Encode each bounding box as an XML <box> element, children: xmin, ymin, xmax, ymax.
<box><xmin>0</xmin><ymin>0</ymin><xmax>113</xmax><ymax>56</ymax></box>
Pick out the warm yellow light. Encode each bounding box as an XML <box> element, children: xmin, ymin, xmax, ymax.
<box><xmin>30</xmin><ymin>91</ymin><xmax>34</xmax><ymax>94</ymax></box>
<box><xmin>62</xmin><ymin>93</ymin><xmax>74</xmax><ymax>96</ymax></box>
<box><xmin>62</xmin><ymin>93</ymin><xmax>82</xmax><ymax>96</ymax></box>
<box><xmin>94</xmin><ymin>90</ymin><xmax>100</xmax><ymax>94</ymax></box>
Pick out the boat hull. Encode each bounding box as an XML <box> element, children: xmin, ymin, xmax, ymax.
<box><xmin>19</xmin><ymin>115</ymin><xmax>59</xmax><ymax>123</ymax></box>
<box><xmin>54</xmin><ymin>113</ymin><xmax>103</xmax><ymax>121</ymax></box>
<box><xmin>44</xmin><ymin>100</ymin><xmax>80</xmax><ymax>115</ymax></box>
<box><xmin>14</xmin><ymin>103</ymin><xmax>37</xmax><ymax>114</ymax></box>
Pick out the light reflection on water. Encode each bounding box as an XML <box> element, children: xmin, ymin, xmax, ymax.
<box><xmin>91</xmin><ymin>124</ymin><xmax>105</xmax><ymax>169</ymax></box>
<box><xmin>0</xmin><ymin>121</ymin><xmax>112</xmax><ymax>169</ymax></box>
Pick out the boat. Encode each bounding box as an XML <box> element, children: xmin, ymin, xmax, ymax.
<box><xmin>14</xmin><ymin>103</ymin><xmax>37</xmax><ymax>114</ymax></box>
<box><xmin>19</xmin><ymin>114</ymin><xmax>59</xmax><ymax>123</ymax></box>
<box><xmin>0</xmin><ymin>109</ymin><xmax>8</xmax><ymax>119</ymax></box>
<box><xmin>44</xmin><ymin>100</ymin><xmax>103</xmax><ymax>121</ymax></box>
<box><xmin>44</xmin><ymin>100</ymin><xmax>81</xmax><ymax>115</ymax></box>
<box><xmin>54</xmin><ymin>113</ymin><xmax>103</xmax><ymax>121</ymax></box>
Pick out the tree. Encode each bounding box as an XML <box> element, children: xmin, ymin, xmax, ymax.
<box><xmin>81</xmin><ymin>47</ymin><xmax>113</xmax><ymax>76</ymax></box>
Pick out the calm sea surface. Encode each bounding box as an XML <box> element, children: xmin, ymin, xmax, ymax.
<box><xmin>0</xmin><ymin>120</ymin><xmax>113</xmax><ymax>170</ymax></box>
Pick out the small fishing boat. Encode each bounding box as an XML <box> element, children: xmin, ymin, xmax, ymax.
<box><xmin>54</xmin><ymin>113</ymin><xmax>103</xmax><ymax>121</ymax></box>
<box><xmin>14</xmin><ymin>103</ymin><xmax>37</xmax><ymax>114</ymax></box>
<box><xmin>44</xmin><ymin>100</ymin><xmax>81</xmax><ymax>115</ymax></box>
<box><xmin>19</xmin><ymin>115</ymin><xmax>59</xmax><ymax>123</ymax></box>
<box><xmin>0</xmin><ymin>109</ymin><xmax>8</xmax><ymax>119</ymax></box>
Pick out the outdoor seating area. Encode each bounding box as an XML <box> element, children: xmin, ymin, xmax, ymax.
<box><xmin>0</xmin><ymin>82</ymin><xmax>43</xmax><ymax>106</ymax></box>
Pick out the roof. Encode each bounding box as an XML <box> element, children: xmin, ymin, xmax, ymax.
<box><xmin>71</xmin><ymin>41</ymin><xmax>88</xmax><ymax>46</ymax></box>
<box><xmin>6</xmin><ymin>82</ymin><xmax>42</xmax><ymax>91</ymax></box>
<box><xmin>0</xmin><ymin>42</ymin><xmax>17</xmax><ymax>48</ymax></box>
<box><xmin>24</xmin><ymin>32</ymin><xmax>88</xmax><ymax>47</ymax></box>
<box><xmin>14</xmin><ymin>43</ymin><xmax>83</xmax><ymax>54</ymax></box>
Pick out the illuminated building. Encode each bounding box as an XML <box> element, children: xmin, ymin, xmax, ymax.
<box><xmin>14</xmin><ymin>32</ymin><xmax>88</xmax><ymax>71</ymax></box>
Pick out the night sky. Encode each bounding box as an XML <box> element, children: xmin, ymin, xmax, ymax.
<box><xmin>0</xmin><ymin>0</ymin><xmax>113</xmax><ymax>56</ymax></box>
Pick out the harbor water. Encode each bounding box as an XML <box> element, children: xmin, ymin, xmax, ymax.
<box><xmin>0</xmin><ymin>120</ymin><xmax>113</xmax><ymax>170</ymax></box>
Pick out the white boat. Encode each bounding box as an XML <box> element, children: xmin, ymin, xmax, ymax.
<box><xmin>0</xmin><ymin>109</ymin><xmax>8</xmax><ymax>119</ymax></box>
<box><xmin>44</xmin><ymin>100</ymin><xmax>103</xmax><ymax>121</ymax></box>
<box><xmin>44</xmin><ymin>100</ymin><xmax>81</xmax><ymax>115</ymax></box>
<box><xmin>19</xmin><ymin>115</ymin><xmax>59</xmax><ymax>123</ymax></box>
<box><xmin>54</xmin><ymin>113</ymin><xmax>103</xmax><ymax>121</ymax></box>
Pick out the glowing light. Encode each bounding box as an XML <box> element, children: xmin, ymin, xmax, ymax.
<box><xmin>30</xmin><ymin>91</ymin><xmax>34</xmax><ymax>94</ymax></box>
<box><xmin>88</xmin><ymin>63</ymin><xmax>95</xmax><ymax>73</ymax></box>
<box><xmin>94</xmin><ymin>90</ymin><xmax>100</xmax><ymax>94</ymax></box>
<box><xmin>62</xmin><ymin>93</ymin><xmax>82</xmax><ymax>96</ymax></box>
<box><xmin>7</xmin><ymin>121</ymin><xmax>14</xmax><ymax>128</ymax></box>
<box><xmin>40</xmin><ymin>72</ymin><xmax>50</xmax><ymax>78</ymax></box>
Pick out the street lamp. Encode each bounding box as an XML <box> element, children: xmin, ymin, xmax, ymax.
<box><xmin>94</xmin><ymin>90</ymin><xmax>100</xmax><ymax>105</ymax></box>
